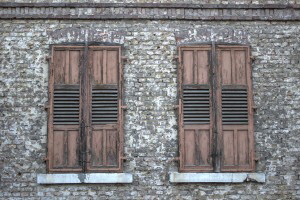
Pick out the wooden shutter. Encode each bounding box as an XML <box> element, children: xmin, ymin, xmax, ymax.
<box><xmin>179</xmin><ymin>46</ymin><xmax>213</xmax><ymax>172</ymax></box>
<box><xmin>48</xmin><ymin>46</ymin><xmax>84</xmax><ymax>172</ymax></box>
<box><xmin>217</xmin><ymin>45</ymin><xmax>254</xmax><ymax>171</ymax></box>
<box><xmin>86</xmin><ymin>46</ymin><xmax>123</xmax><ymax>172</ymax></box>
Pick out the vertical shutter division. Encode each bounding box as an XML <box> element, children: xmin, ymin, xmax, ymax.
<box><xmin>86</xmin><ymin>46</ymin><xmax>122</xmax><ymax>172</ymax></box>
<box><xmin>217</xmin><ymin>46</ymin><xmax>254</xmax><ymax>172</ymax></box>
<box><xmin>48</xmin><ymin>47</ymin><xmax>83</xmax><ymax>172</ymax></box>
<box><xmin>179</xmin><ymin>46</ymin><xmax>213</xmax><ymax>172</ymax></box>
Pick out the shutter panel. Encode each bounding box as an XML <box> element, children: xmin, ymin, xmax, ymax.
<box><xmin>86</xmin><ymin>46</ymin><xmax>123</xmax><ymax>172</ymax></box>
<box><xmin>48</xmin><ymin>47</ymin><xmax>83</xmax><ymax>172</ymax></box>
<box><xmin>179</xmin><ymin>47</ymin><xmax>213</xmax><ymax>172</ymax></box>
<box><xmin>217</xmin><ymin>46</ymin><xmax>254</xmax><ymax>171</ymax></box>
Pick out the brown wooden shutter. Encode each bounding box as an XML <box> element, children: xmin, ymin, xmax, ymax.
<box><xmin>217</xmin><ymin>45</ymin><xmax>255</xmax><ymax>171</ymax></box>
<box><xmin>179</xmin><ymin>46</ymin><xmax>213</xmax><ymax>172</ymax></box>
<box><xmin>86</xmin><ymin>46</ymin><xmax>123</xmax><ymax>172</ymax></box>
<box><xmin>48</xmin><ymin>46</ymin><xmax>84</xmax><ymax>172</ymax></box>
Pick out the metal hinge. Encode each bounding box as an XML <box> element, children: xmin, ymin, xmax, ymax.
<box><xmin>121</xmin><ymin>157</ymin><xmax>127</xmax><ymax>160</ymax></box>
<box><xmin>172</xmin><ymin>157</ymin><xmax>180</xmax><ymax>162</ymax></box>
<box><xmin>122</xmin><ymin>56</ymin><xmax>128</xmax><ymax>62</ymax></box>
<box><xmin>121</xmin><ymin>105</ymin><xmax>128</xmax><ymax>110</ymax></box>
<box><xmin>44</xmin><ymin>104</ymin><xmax>50</xmax><ymax>111</ymax></box>
<box><xmin>45</xmin><ymin>56</ymin><xmax>51</xmax><ymax>62</ymax></box>
<box><xmin>43</xmin><ymin>157</ymin><xmax>49</xmax><ymax>162</ymax></box>
<box><xmin>121</xmin><ymin>157</ymin><xmax>134</xmax><ymax>162</ymax></box>
<box><xmin>173</xmin><ymin>105</ymin><xmax>179</xmax><ymax>110</ymax></box>
<box><xmin>252</xmin><ymin>106</ymin><xmax>258</xmax><ymax>112</ymax></box>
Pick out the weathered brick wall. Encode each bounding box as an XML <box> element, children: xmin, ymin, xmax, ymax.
<box><xmin>0</xmin><ymin>8</ymin><xmax>300</xmax><ymax>200</ymax></box>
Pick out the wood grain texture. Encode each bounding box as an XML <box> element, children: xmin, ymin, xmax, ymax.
<box><xmin>53</xmin><ymin>49</ymin><xmax>81</xmax><ymax>85</ymax></box>
<box><xmin>87</xmin><ymin>126</ymin><xmax>119</xmax><ymax>171</ymax></box>
<box><xmin>197</xmin><ymin>50</ymin><xmax>209</xmax><ymax>84</ymax></box>
<box><xmin>183</xmin><ymin>50</ymin><xmax>194</xmax><ymax>84</ymax></box>
<box><xmin>183</xmin><ymin>49</ymin><xmax>210</xmax><ymax>84</ymax></box>
<box><xmin>51</xmin><ymin>127</ymin><xmax>81</xmax><ymax>171</ymax></box>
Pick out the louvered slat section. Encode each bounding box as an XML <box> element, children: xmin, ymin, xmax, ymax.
<box><xmin>222</xmin><ymin>88</ymin><xmax>248</xmax><ymax>124</ymax></box>
<box><xmin>92</xmin><ymin>88</ymin><xmax>118</xmax><ymax>124</ymax></box>
<box><xmin>53</xmin><ymin>88</ymin><xmax>80</xmax><ymax>125</ymax></box>
<box><xmin>183</xmin><ymin>88</ymin><xmax>210</xmax><ymax>124</ymax></box>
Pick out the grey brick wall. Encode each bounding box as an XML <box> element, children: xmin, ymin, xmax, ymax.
<box><xmin>0</xmin><ymin>7</ymin><xmax>300</xmax><ymax>200</ymax></box>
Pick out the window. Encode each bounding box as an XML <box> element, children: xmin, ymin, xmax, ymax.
<box><xmin>178</xmin><ymin>44</ymin><xmax>254</xmax><ymax>172</ymax></box>
<box><xmin>47</xmin><ymin>45</ymin><xmax>124</xmax><ymax>173</ymax></box>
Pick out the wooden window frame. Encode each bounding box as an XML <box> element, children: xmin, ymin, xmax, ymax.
<box><xmin>178</xmin><ymin>44</ymin><xmax>255</xmax><ymax>173</ymax></box>
<box><xmin>47</xmin><ymin>45</ymin><xmax>124</xmax><ymax>173</ymax></box>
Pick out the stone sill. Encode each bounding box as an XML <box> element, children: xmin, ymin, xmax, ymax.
<box><xmin>169</xmin><ymin>172</ymin><xmax>265</xmax><ymax>183</ymax></box>
<box><xmin>37</xmin><ymin>173</ymin><xmax>133</xmax><ymax>184</ymax></box>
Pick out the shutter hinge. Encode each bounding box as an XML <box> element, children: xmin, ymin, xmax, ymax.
<box><xmin>172</xmin><ymin>157</ymin><xmax>180</xmax><ymax>162</ymax></box>
<box><xmin>173</xmin><ymin>56</ymin><xmax>179</xmax><ymax>61</ymax></box>
<box><xmin>43</xmin><ymin>157</ymin><xmax>49</xmax><ymax>162</ymax></box>
<box><xmin>252</xmin><ymin>106</ymin><xmax>258</xmax><ymax>112</ymax></box>
<box><xmin>121</xmin><ymin>105</ymin><xmax>128</xmax><ymax>110</ymax></box>
<box><xmin>45</xmin><ymin>56</ymin><xmax>51</xmax><ymax>62</ymax></box>
<box><xmin>173</xmin><ymin>105</ymin><xmax>179</xmax><ymax>110</ymax></box>
<box><xmin>122</xmin><ymin>56</ymin><xmax>128</xmax><ymax>62</ymax></box>
<box><xmin>121</xmin><ymin>157</ymin><xmax>133</xmax><ymax>162</ymax></box>
<box><xmin>44</xmin><ymin>104</ymin><xmax>50</xmax><ymax>111</ymax></box>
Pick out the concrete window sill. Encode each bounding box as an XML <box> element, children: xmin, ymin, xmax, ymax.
<box><xmin>169</xmin><ymin>172</ymin><xmax>265</xmax><ymax>183</ymax></box>
<box><xmin>37</xmin><ymin>173</ymin><xmax>133</xmax><ymax>184</ymax></box>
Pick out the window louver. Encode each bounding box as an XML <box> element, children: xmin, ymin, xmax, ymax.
<box><xmin>92</xmin><ymin>88</ymin><xmax>118</xmax><ymax>124</ymax></box>
<box><xmin>183</xmin><ymin>88</ymin><xmax>210</xmax><ymax>124</ymax></box>
<box><xmin>53</xmin><ymin>88</ymin><xmax>80</xmax><ymax>125</ymax></box>
<box><xmin>222</xmin><ymin>88</ymin><xmax>248</xmax><ymax>124</ymax></box>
